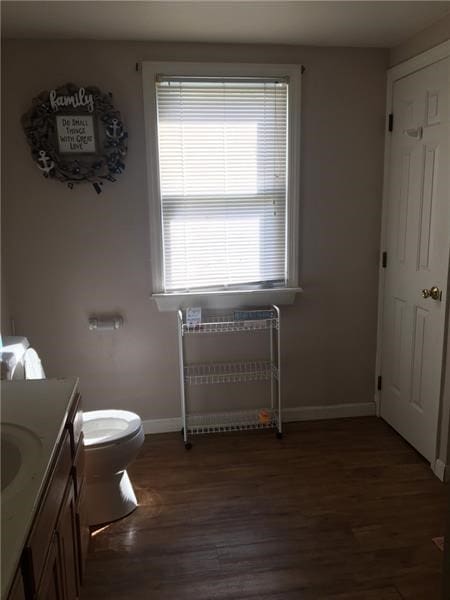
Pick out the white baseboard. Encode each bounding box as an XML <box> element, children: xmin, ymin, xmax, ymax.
<box><xmin>282</xmin><ymin>402</ymin><xmax>376</xmax><ymax>422</ymax></box>
<box><xmin>432</xmin><ymin>459</ymin><xmax>450</xmax><ymax>482</ymax></box>
<box><xmin>143</xmin><ymin>417</ymin><xmax>182</xmax><ymax>435</ymax></box>
<box><xmin>374</xmin><ymin>392</ymin><xmax>381</xmax><ymax>417</ymax></box>
<box><xmin>142</xmin><ymin>402</ymin><xmax>376</xmax><ymax>435</ymax></box>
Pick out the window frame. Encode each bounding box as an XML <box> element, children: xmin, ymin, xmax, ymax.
<box><xmin>142</xmin><ymin>61</ymin><xmax>302</xmax><ymax>310</ymax></box>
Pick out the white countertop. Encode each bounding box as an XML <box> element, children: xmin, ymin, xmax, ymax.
<box><xmin>1</xmin><ymin>377</ymin><xmax>79</xmax><ymax>598</ymax></box>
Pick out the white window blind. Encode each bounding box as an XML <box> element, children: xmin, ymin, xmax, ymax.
<box><xmin>156</xmin><ymin>77</ymin><xmax>288</xmax><ymax>293</ymax></box>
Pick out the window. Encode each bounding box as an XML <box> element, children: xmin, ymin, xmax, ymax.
<box><xmin>143</xmin><ymin>63</ymin><xmax>302</xmax><ymax>310</ymax></box>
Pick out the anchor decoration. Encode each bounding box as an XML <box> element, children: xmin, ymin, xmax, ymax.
<box><xmin>22</xmin><ymin>83</ymin><xmax>128</xmax><ymax>193</ymax></box>
<box><xmin>105</xmin><ymin>118</ymin><xmax>124</xmax><ymax>140</ymax></box>
<box><xmin>36</xmin><ymin>150</ymin><xmax>54</xmax><ymax>176</ymax></box>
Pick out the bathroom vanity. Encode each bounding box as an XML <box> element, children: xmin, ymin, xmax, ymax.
<box><xmin>1</xmin><ymin>378</ymin><xmax>88</xmax><ymax>600</ymax></box>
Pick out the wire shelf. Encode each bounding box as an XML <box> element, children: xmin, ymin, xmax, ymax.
<box><xmin>187</xmin><ymin>409</ymin><xmax>278</xmax><ymax>434</ymax></box>
<box><xmin>178</xmin><ymin>304</ymin><xmax>282</xmax><ymax>445</ymax></box>
<box><xmin>184</xmin><ymin>360</ymin><xmax>278</xmax><ymax>385</ymax></box>
<box><xmin>182</xmin><ymin>316</ymin><xmax>278</xmax><ymax>335</ymax></box>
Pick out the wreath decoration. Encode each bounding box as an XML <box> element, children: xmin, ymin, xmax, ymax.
<box><xmin>21</xmin><ymin>83</ymin><xmax>128</xmax><ymax>193</ymax></box>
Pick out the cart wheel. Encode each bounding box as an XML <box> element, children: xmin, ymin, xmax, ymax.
<box><xmin>276</xmin><ymin>431</ymin><xmax>283</xmax><ymax>439</ymax></box>
<box><xmin>185</xmin><ymin>442</ymin><xmax>192</xmax><ymax>450</ymax></box>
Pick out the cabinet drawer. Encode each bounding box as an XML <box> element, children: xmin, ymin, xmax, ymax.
<box><xmin>66</xmin><ymin>393</ymin><xmax>83</xmax><ymax>458</ymax></box>
<box><xmin>72</xmin><ymin>434</ymin><xmax>85</xmax><ymax>500</ymax></box>
<box><xmin>27</xmin><ymin>431</ymin><xmax>72</xmax><ymax>589</ymax></box>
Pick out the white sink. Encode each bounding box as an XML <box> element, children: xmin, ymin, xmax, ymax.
<box><xmin>1</xmin><ymin>423</ymin><xmax>43</xmax><ymax>502</ymax></box>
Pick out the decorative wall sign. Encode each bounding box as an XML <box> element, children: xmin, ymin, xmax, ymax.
<box><xmin>21</xmin><ymin>83</ymin><xmax>128</xmax><ymax>193</ymax></box>
<box><xmin>56</xmin><ymin>115</ymin><xmax>97</xmax><ymax>154</ymax></box>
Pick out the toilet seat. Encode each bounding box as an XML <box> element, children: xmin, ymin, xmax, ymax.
<box><xmin>83</xmin><ymin>409</ymin><xmax>143</xmax><ymax>447</ymax></box>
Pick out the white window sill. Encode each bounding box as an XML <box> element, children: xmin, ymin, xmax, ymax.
<box><xmin>152</xmin><ymin>287</ymin><xmax>303</xmax><ymax>312</ymax></box>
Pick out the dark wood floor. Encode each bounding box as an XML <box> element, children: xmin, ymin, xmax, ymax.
<box><xmin>81</xmin><ymin>417</ymin><xmax>448</xmax><ymax>599</ymax></box>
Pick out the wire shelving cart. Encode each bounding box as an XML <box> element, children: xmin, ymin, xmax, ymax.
<box><xmin>177</xmin><ymin>305</ymin><xmax>282</xmax><ymax>449</ymax></box>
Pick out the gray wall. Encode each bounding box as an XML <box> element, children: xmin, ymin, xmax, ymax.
<box><xmin>389</xmin><ymin>12</ymin><xmax>450</xmax><ymax>66</ymax></box>
<box><xmin>2</xmin><ymin>40</ymin><xmax>387</xmax><ymax>421</ymax></box>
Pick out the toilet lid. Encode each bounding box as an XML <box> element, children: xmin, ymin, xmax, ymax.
<box><xmin>24</xmin><ymin>348</ymin><xmax>46</xmax><ymax>379</ymax></box>
<box><xmin>83</xmin><ymin>409</ymin><xmax>142</xmax><ymax>447</ymax></box>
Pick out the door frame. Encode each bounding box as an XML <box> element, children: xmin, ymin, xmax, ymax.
<box><xmin>375</xmin><ymin>39</ymin><xmax>450</xmax><ymax>479</ymax></box>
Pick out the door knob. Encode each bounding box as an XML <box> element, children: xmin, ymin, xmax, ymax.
<box><xmin>422</xmin><ymin>286</ymin><xmax>442</xmax><ymax>301</ymax></box>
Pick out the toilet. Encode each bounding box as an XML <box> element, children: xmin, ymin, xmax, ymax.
<box><xmin>1</xmin><ymin>336</ymin><xmax>145</xmax><ymax>526</ymax></box>
<box><xmin>82</xmin><ymin>409</ymin><xmax>144</xmax><ymax>525</ymax></box>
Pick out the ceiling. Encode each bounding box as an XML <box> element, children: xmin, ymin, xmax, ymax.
<box><xmin>2</xmin><ymin>1</ymin><xmax>450</xmax><ymax>48</ymax></box>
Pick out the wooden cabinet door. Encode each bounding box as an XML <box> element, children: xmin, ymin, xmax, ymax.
<box><xmin>7</xmin><ymin>570</ymin><xmax>26</xmax><ymax>600</ymax></box>
<box><xmin>57</xmin><ymin>480</ymin><xmax>80</xmax><ymax>600</ymax></box>
<box><xmin>36</xmin><ymin>535</ymin><xmax>64</xmax><ymax>600</ymax></box>
<box><xmin>76</xmin><ymin>480</ymin><xmax>89</xmax><ymax>583</ymax></box>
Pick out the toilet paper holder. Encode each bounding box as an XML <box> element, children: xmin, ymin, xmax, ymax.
<box><xmin>88</xmin><ymin>316</ymin><xmax>123</xmax><ymax>331</ymax></box>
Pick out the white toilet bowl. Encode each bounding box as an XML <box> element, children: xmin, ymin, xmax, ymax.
<box><xmin>83</xmin><ymin>410</ymin><xmax>145</xmax><ymax>525</ymax></box>
<box><xmin>1</xmin><ymin>336</ymin><xmax>145</xmax><ymax>526</ymax></box>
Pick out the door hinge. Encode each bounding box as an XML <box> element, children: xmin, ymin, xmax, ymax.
<box><xmin>377</xmin><ymin>375</ymin><xmax>382</xmax><ymax>391</ymax></box>
<box><xmin>382</xmin><ymin>251</ymin><xmax>387</xmax><ymax>268</ymax></box>
<box><xmin>388</xmin><ymin>113</ymin><xmax>394</xmax><ymax>132</ymax></box>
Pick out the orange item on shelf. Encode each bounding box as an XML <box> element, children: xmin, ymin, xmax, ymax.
<box><xmin>258</xmin><ymin>409</ymin><xmax>271</xmax><ymax>425</ymax></box>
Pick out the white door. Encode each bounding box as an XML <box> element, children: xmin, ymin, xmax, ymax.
<box><xmin>380</xmin><ymin>57</ymin><xmax>449</xmax><ymax>463</ymax></box>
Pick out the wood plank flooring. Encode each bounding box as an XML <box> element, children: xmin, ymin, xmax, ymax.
<box><xmin>81</xmin><ymin>417</ymin><xmax>448</xmax><ymax>599</ymax></box>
